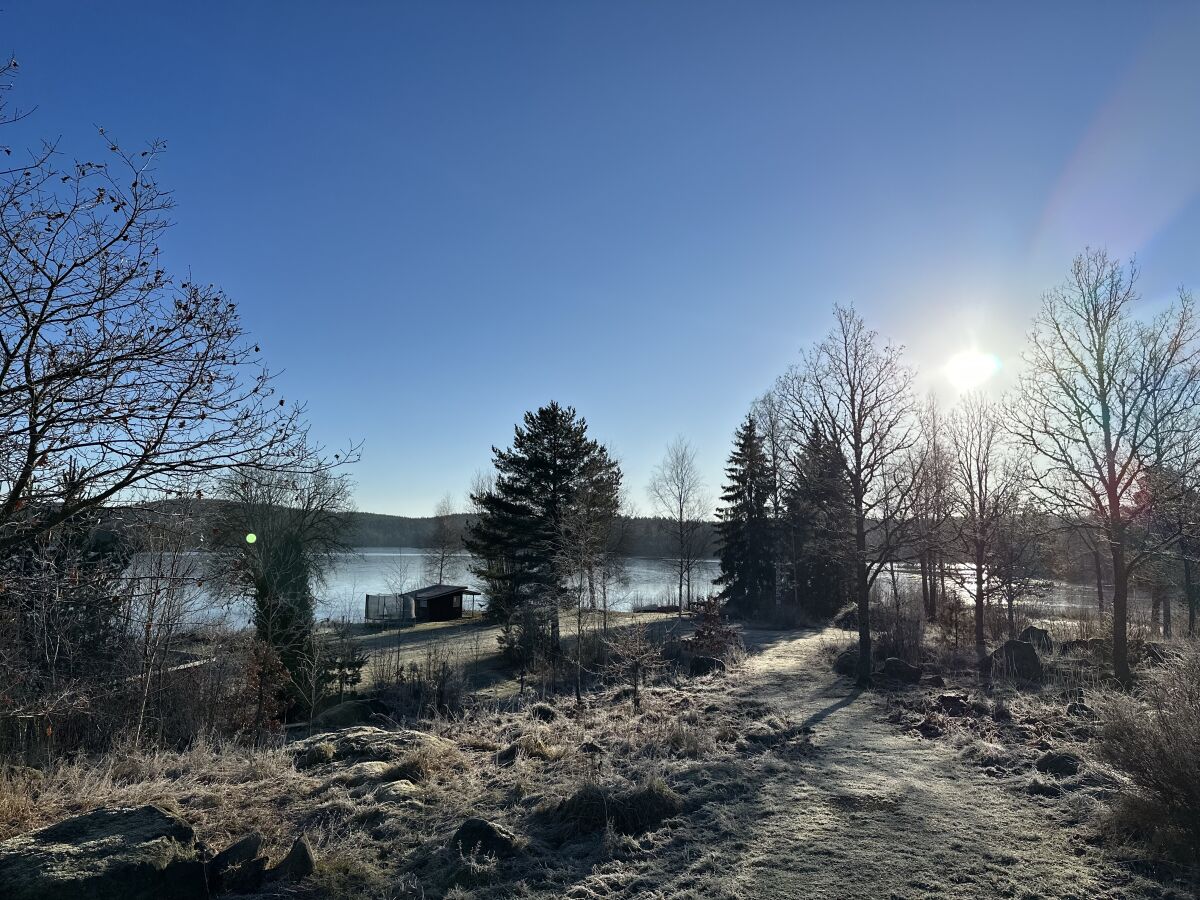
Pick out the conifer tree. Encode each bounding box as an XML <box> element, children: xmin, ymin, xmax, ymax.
<box><xmin>715</xmin><ymin>416</ymin><xmax>775</xmax><ymax>614</ymax></box>
<box><xmin>781</xmin><ymin>426</ymin><xmax>855</xmax><ymax>618</ymax></box>
<box><xmin>466</xmin><ymin>402</ymin><xmax>620</xmax><ymax>662</ymax></box>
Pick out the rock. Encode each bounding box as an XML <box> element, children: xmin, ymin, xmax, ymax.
<box><xmin>879</xmin><ymin>657</ymin><xmax>922</xmax><ymax>684</ymax></box>
<box><xmin>494</xmin><ymin>743</ymin><xmax>519</xmax><ymax>767</ymax></box>
<box><xmin>529</xmin><ymin>702</ymin><xmax>558</xmax><ymax>722</ymax></box>
<box><xmin>291</xmin><ymin>726</ymin><xmax>455</xmax><ymax>768</ymax></box>
<box><xmin>936</xmin><ymin>692</ymin><xmax>971</xmax><ymax>717</ymax></box>
<box><xmin>297</xmin><ymin>741</ymin><xmax>336</xmax><ymax>769</ymax></box>
<box><xmin>221</xmin><ymin>855</ymin><xmax>268</xmax><ymax>894</ymax></box>
<box><xmin>990</xmin><ymin>640</ymin><xmax>1043</xmax><ymax>683</ymax></box>
<box><xmin>1018</xmin><ymin>625</ymin><xmax>1054</xmax><ymax>653</ymax></box>
<box><xmin>1035</xmin><ymin>750</ymin><xmax>1081</xmax><ymax>778</ymax></box>
<box><xmin>327</xmin><ymin>760</ymin><xmax>394</xmax><ymax>788</ymax></box>
<box><xmin>832</xmin><ymin>649</ymin><xmax>859</xmax><ymax>677</ymax></box>
<box><xmin>450</xmin><ymin>818</ymin><xmax>521</xmax><ymax>858</ymax></box>
<box><xmin>269</xmin><ymin>837</ymin><xmax>316</xmax><ymax>882</ymax></box>
<box><xmin>1066</xmin><ymin>701</ymin><xmax>1094</xmax><ymax>719</ymax></box>
<box><xmin>688</xmin><ymin>655</ymin><xmax>726</xmax><ymax>677</ymax></box>
<box><xmin>0</xmin><ymin>804</ymin><xmax>205</xmax><ymax>900</ymax></box>
<box><xmin>1057</xmin><ymin>639</ymin><xmax>1091</xmax><ymax>657</ymax></box>
<box><xmin>921</xmin><ymin>674</ymin><xmax>946</xmax><ymax>688</ymax></box>
<box><xmin>210</xmin><ymin>832</ymin><xmax>263</xmax><ymax>873</ymax></box>
<box><xmin>375</xmin><ymin>780</ymin><xmax>421</xmax><ymax>803</ymax></box>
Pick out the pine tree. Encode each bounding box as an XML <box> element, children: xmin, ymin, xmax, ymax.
<box><xmin>781</xmin><ymin>426</ymin><xmax>854</xmax><ymax>618</ymax></box>
<box><xmin>715</xmin><ymin>415</ymin><xmax>775</xmax><ymax>615</ymax></box>
<box><xmin>465</xmin><ymin>402</ymin><xmax>620</xmax><ymax>662</ymax></box>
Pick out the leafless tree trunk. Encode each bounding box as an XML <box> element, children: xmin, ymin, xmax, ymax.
<box><xmin>947</xmin><ymin>393</ymin><xmax>1021</xmax><ymax>668</ymax></box>
<box><xmin>1014</xmin><ymin>250</ymin><xmax>1200</xmax><ymax>682</ymax></box>
<box><xmin>648</xmin><ymin>436</ymin><xmax>709</xmax><ymax>615</ymax></box>
<box><xmin>423</xmin><ymin>494</ymin><xmax>461</xmax><ymax>585</ymax></box>
<box><xmin>777</xmin><ymin>305</ymin><xmax>920</xmax><ymax>686</ymax></box>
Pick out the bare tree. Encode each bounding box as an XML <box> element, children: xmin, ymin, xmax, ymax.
<box><xmin>423</xmin><ymin>494</ymin><xmax>461</xmax><ymax>584</ymax></box>
<box><xmin>913</xmin><ymin>395</ymin><xmax>953</xmax><ymax>621</ymax></box>
<box><xmin>947</xmin><ymin>392</ymin><xmax>1022</xmax><ymax>665</ymax></box>
<box><xmin>0</xmin><ymin>120</ymin><xmax>318</xmax><ymax>555</ymax></box>
<box><xmin>1014</xmin><ymin>250</ymin><xmax>1200</xmax><ymax>681</ymax></box>
<box><xmin>777</xmin><ymin>305</ymin><xmax>920</xmax><ymax>685</ymax></box>
<box><xmin>648</xmin><ymin>436</ymin><xmax>709</xmax><ymax>614</ymax></box>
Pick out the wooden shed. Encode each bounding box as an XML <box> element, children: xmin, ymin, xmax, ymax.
<box><xmin>365</xmin><ymin>584</ymin><xmax>479</xmax><ymax>624</ymax></box>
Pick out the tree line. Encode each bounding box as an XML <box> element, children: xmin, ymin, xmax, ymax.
<box><xmin>712</xmin><ymin>250</ymin><xmax>1200</xmax><ymax>684</ymax></box>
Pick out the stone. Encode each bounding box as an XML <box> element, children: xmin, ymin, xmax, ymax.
<box><xmin>0</xmin><ymin>805</ymin><xmax>204</xmax><ymax>900</ymax></box>
<box><xmin>450</xmin><ymin>818</ymin><xmax>521</xmax><ymax>858</ymax></box>
<box><xmin>220</xmin><ymin>855</ymin><xmax>267</xmax><ymax>894</ymax></box>
<box><xmin>269</xmin><ymin>837</ymin><xmax>316</xmax><ymax>882</ymax></box>
<box><xmin>921</xmin><ymin>674</ymin><xmax>946</xmax><ymax>688</ymax></box>
<box><xmin>688</xmin><ymin>655</ymin><xmax>726</xmax><ymax>677</ymax></box>
<box><xmin>1018</xmin><ymin>625</ymin><xmax>1054</xmax><ymax>653</ymax></box>
<box><xmin>327</xmin><ymin>760</ymin><xmax>394</xmax><ymax>788</ymax></box>
<box><xmin>879</xmin><ymin>657</ymin><xmax>922</xmax><ymax>684</ymax></box>
<box><xmin>1035</xmin><ymin>749</ymin><xmax>1081</xmax><ymax>778</ymax></box>
<box><xmin>290</xmin><ymin>726</ymin><xmax>455</xmax><ymax>768</ymax></box>
<box><xmin>936</xmin><ymin>692</ymin><xmax>970</xmax><ymax>717</ymax></box>
<box><xmin>210</xmin><ymin>832</ymin><xmax>263</xmax><ymax>873</ymax></box>
<box><xmin>375</xmin><ymin>780</ymin><xmax>421</xmax><ymax>803</ymax></box>
<box><xmin>528</xmin><ymin>702</ymin><xmax>559</xmax><ymax>722</ymax></box>
<box><xmin>990</xmin><ymin>640</ymin><xmax>1043</xmax><ymax>683</ymax></box>
<box><xmin>1066</xmin><ymin>701</ymin><xmax>1094</xmax><ymax>719</ymax></box>
<box><xmin>833</xmin><ymin>649</ymin><xmax>859</xmax><ymax>677</ymax></box>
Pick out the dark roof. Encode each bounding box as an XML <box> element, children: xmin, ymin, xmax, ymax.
<box><xmin>404</xmin><ymin>584</ymin><xmax>480</xmax><ymax>602</ymax></box>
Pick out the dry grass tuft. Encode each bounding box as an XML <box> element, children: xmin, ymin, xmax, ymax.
<box><xmin>547</xmin><ymin>776</ymin><xmax>684</xmax><ymax>837</ymax></box>
<box><xmin>1094</xmin><ymin>643</ymin><xmax>1200</xmax><ymax>863</ymax></box>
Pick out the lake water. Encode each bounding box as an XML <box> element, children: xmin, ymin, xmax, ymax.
<box><xmin>314</xmin><ymin>550</ymin><xmax>723</xmax><ymax>621</ymax></box>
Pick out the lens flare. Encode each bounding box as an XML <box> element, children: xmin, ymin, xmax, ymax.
<box><xmin>245</xmin><ymin>533</ymin><xmax>257</xmax><ymax>544</ymax></box>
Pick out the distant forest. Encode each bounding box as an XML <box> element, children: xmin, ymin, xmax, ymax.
<box><xmin>346</xmin><ymin>511</ymin><xmax>717</xmax><ymax>559</ymax></box>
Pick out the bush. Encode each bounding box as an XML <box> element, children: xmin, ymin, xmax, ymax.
<box><xmin>1095</xmin><ymin>644</ymin><xmax>1200</xmax><ymax>861</ymax></box>
<box><xmin>870</xmin><ymin>584</ymin><xmax>924</xmax><ymax>664</ymax></box>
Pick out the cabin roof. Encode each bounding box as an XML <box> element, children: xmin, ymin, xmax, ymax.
<box><xmin>404</xmin><ymin>583</ymin><xmax>480</xmax><ymax>602</ymax></box>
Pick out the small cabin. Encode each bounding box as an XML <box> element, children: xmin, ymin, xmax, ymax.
<box><xmin>365</xmin><ymin>584</ymin><xmax>479</xmax><ymax>625</ymax></box>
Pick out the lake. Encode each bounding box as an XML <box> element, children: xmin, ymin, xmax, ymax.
<box><xmin>314</xmin><ymin>550</ymin><xmax>722</xmax><ymax>621</ymax></box>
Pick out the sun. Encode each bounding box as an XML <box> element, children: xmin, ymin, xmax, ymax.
<box><xmin>944</xmin><ymin>348</ymin><xmax>1000</xmax><ymax>391</ymax></box>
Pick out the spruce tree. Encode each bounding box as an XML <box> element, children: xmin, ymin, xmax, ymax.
<box><xmin>781</xmin><ymin>426</ymin><xmax>854</xmax><ymax>618</ymax></box>
<box><xmin>715</xmin><ymin>415</ymin><xmax>775</xmax><ymax>615</ymax></box>
<box><xmin>466</xmin><ymin>402</ymin><xmax>620</xmax><ymax>662</ymax></box>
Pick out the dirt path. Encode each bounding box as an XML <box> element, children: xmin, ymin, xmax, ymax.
<box><xmin>573</xmin><ymin>627</ymin><xmax>1163</xmax><ymax>900</ymax></box>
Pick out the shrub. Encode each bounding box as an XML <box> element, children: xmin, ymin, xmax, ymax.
<box><xmin>870</xmin><ymin>584</ymin><xmax>924</xmax><ymax>664</ymax></box>
<box><xmin>1095</xmin><ymin>644</ymin><xmax>1200</xmax><ymax>862</ymax></box>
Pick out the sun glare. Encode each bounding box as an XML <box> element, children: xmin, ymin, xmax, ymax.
<box><xmin>944</xmin><ymin>349</ymin><xmax>1000</xmax><ymax>391</ymax></box>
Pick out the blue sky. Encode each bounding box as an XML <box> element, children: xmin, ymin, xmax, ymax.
<box><xmin>5</xmin><ymin>2</ymin><xmax>1200</xmax><ymax>516</ymax></box>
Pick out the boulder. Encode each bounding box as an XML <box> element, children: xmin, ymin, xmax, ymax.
<box><xmin>688</xmin><ymin>655</ymin><xmax>726</xmax><ymax>677</ymax></box>
<box><xmin>450</xmin><ymin>818</ymin><xmax>521</xmax><ymax>858</ymax></box>
<box><xmin>528</xmin><ymin>702</ymin><xmax>559</xmax><ymax>722</ymax></box>
<box><xmin>936</xmin><ymin>692</ymin><xmax>970</xmax><ymax>717</ymax></box>
<box><xmin>208</xmin><ymin>832</ymin><xmax>265</xmax><ymax>892</ymax></box>
<box><xmin>327</xmin><ymin>760</ymin><xmax>394</xmax><ymax>788</ymax></box>
<box><xmin>878</xmin><ymin>657</ymin><xmax>922</xmax><ymax>684</ymax></box>
<box><xmin>1018</xmin><ymin>625</ymin><xmax>1054</xmax><ymax>653</ymax></box>
<box><xmin>921</xmin><ymin>674</ymin><xmax>946</xmax><ymax>688</ymax></box>
<box><xmin>990</xmin><ymin>640</ymin><xmax>1043</xmax><ymax>683</ymax></box>
<box><xmin>0</xmin><ymin>805</ymin><xmax>205</xmax><ymax>900</ymax></box>
<box><xmin>1035</xmin><ymin>749</ymin><xmax>1081</xmax><ymax>778</ymax></box>
<box><xmin>290</xmin><ymin>726</ymin><xmax>455</xmax><ymax>767</ymax></box>
<box><xmin>269</xmin><ymin>837</ymin><xmax>316</xmax><ymax>882</ymax></box>
<box><xmin>375</xmin><ymin>780</ymin><xmax>421</xmax><ymax>803</ymax></box>
<box><xmin>832</xmin><ymin>649</ymin><xmax>859</xmax><ymax>677</ymax></box>
<box><xmin>1066</xmin><ymin>701</ymin><xmax>1094</xmax><ymax>719</ymax></box>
